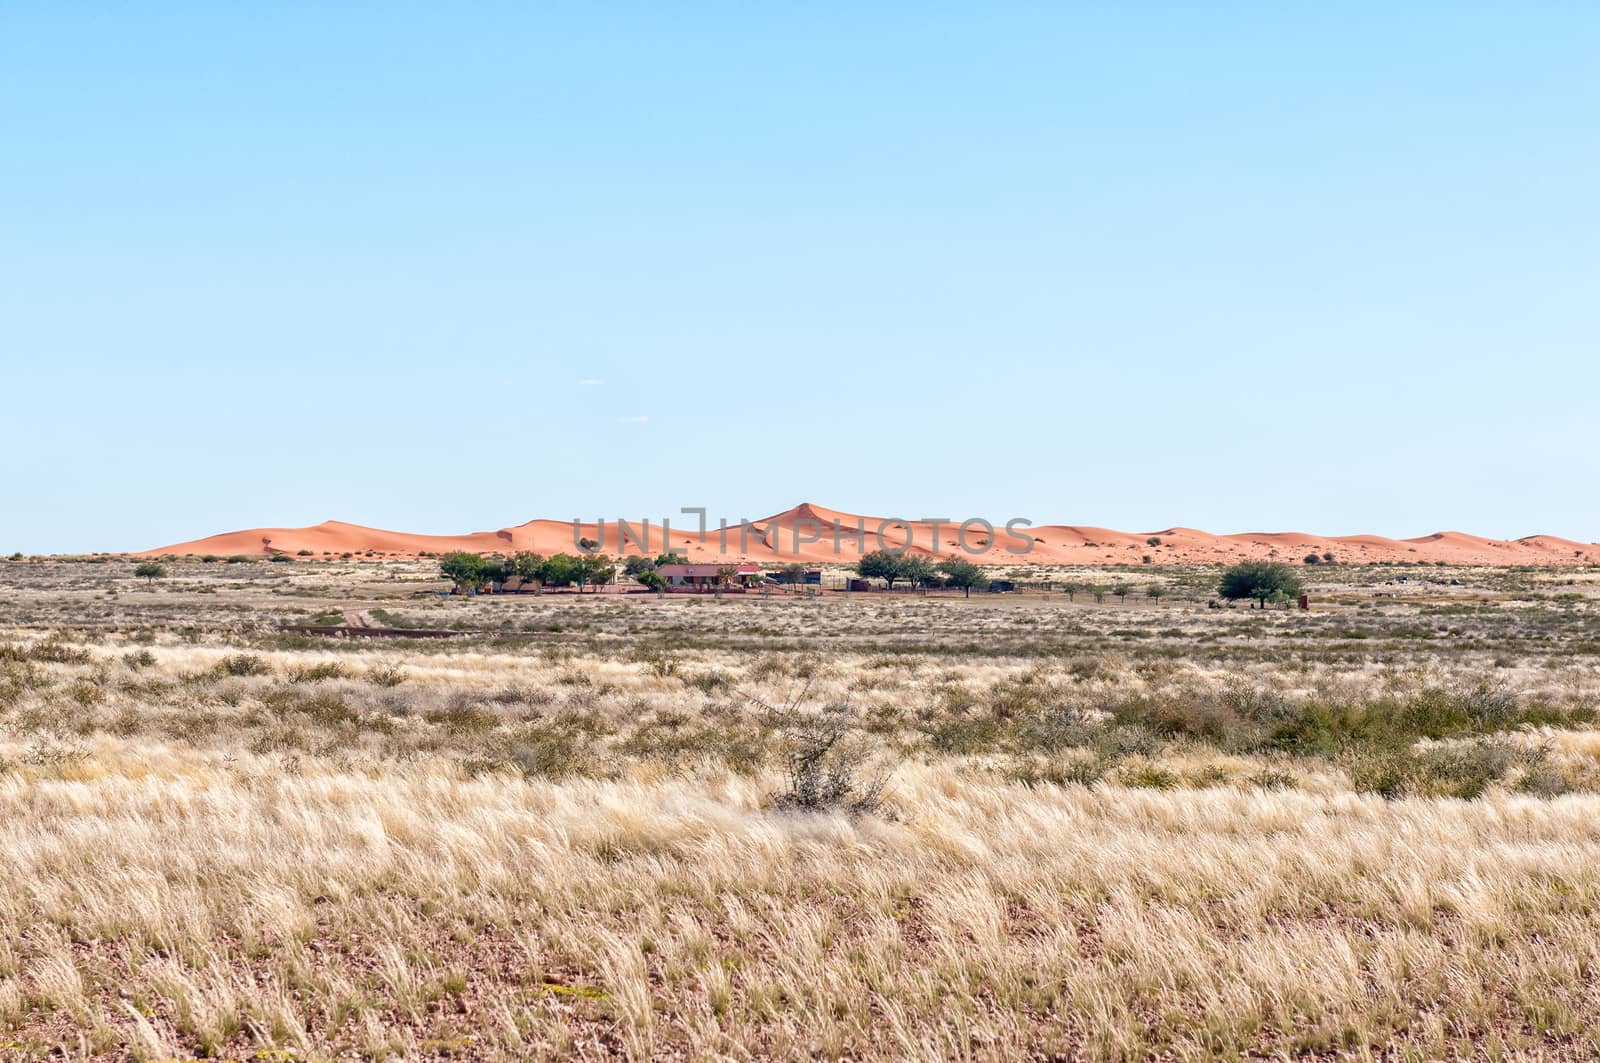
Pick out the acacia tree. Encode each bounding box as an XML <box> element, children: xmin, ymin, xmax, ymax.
<box><xmin>857</xmin><ymin>550</ymin><xmax>904</xmax><ymax>591</ymax></box>
<box><xmin>896</xmin><ymin>555</ymin><xmax>935</xmax><ymax>588</ymax></box>
<box><xmin>937</xmin><ymin>557</ymin><xmax>984</xmax><ymax>597</ymax></box>
<box><xmin>133</xmin><ymin>561</ymin><xmax>166</xmax><ymax>585</ymax></box>
<box><xmin>1218</xmin><ymin>561</ymin><xmax>1304</xmax><ymax>609</ymax></box>
<box><xmin>1111</xmin><ymin>581</ymin><xmax>1132</xmax><ymax>603</ymax></box>
<box><xmin>439</xmin><ymin>552</ymin><xmax>487</xmax><ymax>594</ymax></box>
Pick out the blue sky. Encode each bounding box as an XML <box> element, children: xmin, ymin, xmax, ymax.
<box><xmin>2</xmin><ymin>4</ymin><xmax>1597</xmax><ymax>553</ymax></box>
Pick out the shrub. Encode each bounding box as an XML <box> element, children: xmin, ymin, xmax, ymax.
<box><xmin>288</xmin><ymin>661</ymin><xmax>350</xmax><ymax>683</ymax></box>
<box><xmin>1346</xmin><ymin>747</ymin><xmax>1413</xmax><ymax>799</ymax></box>
<box><xmin>214</xmin><ymin>654</ymin><xmax>270</xmax><ymax>678</ymax></box>
<box><xmin>122</xmin><ymin>649</ymin><xmax>157</xmax><ymax>670</ymax></box>
<box><xmin>772</xmin><ymin>704</ymin><xmax>886</xmax><ymax>816</ymax></box>
<box><xmin>505</xmin><ymin>724</ymin><xmax>594</xmax><ymax>779</ymax></box>
<box><xmin>1247</xmin><ymin>767</ymin><xmax>1297</xmax><ymax>791</ymax></box>
<box><xmin>1121</xmin><ymin>762</ymin><xmax>1179</xmax><ymax>790</ymax></box>
<box><xmin>368</xmin><ymin>665</ymin><xmax>407</xmax><ymax>688</ymax></box>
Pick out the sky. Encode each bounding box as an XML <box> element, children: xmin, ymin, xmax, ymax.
<box><xmin>2</xmin><ymin>4</ymin><xmax>1598</xmax><ymax>553</ymax></box>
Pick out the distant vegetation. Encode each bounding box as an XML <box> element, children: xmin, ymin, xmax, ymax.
<box><xmin>1218</xmin><ymin>561</ymin><xmax>1304</xmax><ymax>608</ymax></box>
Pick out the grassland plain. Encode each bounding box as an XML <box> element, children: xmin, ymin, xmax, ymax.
<box><xmin>2</xmin><ymin>558</ymin><xmax>1600</xmax><ymax>1060</ymax></box>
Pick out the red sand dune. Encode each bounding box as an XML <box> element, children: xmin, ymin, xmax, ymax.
<box><xmin>137</xmin><ymin>503</ymin><xmax>1598</xmax><ymax>567</ymax></box>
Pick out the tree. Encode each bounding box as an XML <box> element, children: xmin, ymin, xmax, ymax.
<box><xmin>1146</xmin><ymin>536</ymin><xmax>1162</xmax><ymax>547</ymax></box>
<box><xmin>540</xmin><ymin>554</ymin><xmax>579</xmax><ymax>588</ymax></box>
<box><xmin>1303</xmin><ymin>553</ymin><xmax>1322</xmax><ymax>565</ymax></box>
<box><xmin>655</xmin><ymin>552</ymin><xmax>688</xmax><ymax>567</ymax></box>
<box><xmin>1111</xmin><ymin>581</ymin><xmax>1132</xmax><ymax>603</ymax></box>
<box><xmin>938</xmin><ymin>557</ymin><xmax>984</xmax><ymax>597</ymax></box>
<box><xmin>857</xmin><ymin>550</ymin><xmax>904</xmax><ymax>591</ymax></box>
<box><xmin>772</xmin><ymin>562</ymin><xmax>808</xmax><ymax>585</ymax></box>
<box><xmin>636</xmin><ymin>569</ymin><xmax>667</xmax><ymax>592</ymax></box>
<box><xmin>1145</xmin><ymin>584</ymin><xmax>1165</xmax><ymax>601</ymax></box>
<box><xmin>512</xmin><ymin>552</ymin><xmax>545</xmax><ymax>579</ymax></box>
<box><xmin>576</xmin><ymin>554</ymin><xmax>614</xmax><ymax>593</ymax></box>
<box><xmin>623</xmin><ymin>555</ymin><xmax>655</xmax><ymax>579</ymax></box>
<box><xmin>1218</xmin><ymin>561</ymin><xmax>1304</xmax><ymax>609</ymax></box>
<box><xmin>896</xmin><ymin>555</ymin><xmax>935</xmax><ymax>588</ymax></box>
<box><xmin>479</xmin><ymin>556</ymin><xmax>510</xmax><ymax>586</ymax></box>
<box><xmin>439</xmin><ymin>552</ymin><xmax>487</xmax><ymax>593</ymax></box>
<box><xmin>133</xmin><ymin>561</ymin><xmax>166</xmax><ymax>584</ymax></box>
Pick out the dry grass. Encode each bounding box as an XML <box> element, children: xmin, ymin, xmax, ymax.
<box><xmin>1</xmin><ymin>559</ymin><xmax>1600</xmax><ymax>1059</ymax></box>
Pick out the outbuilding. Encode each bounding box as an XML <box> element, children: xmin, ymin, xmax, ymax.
<box><xmin>656</xmin><ymin>563</ymin><xmax>761</xmax><ymax>589</ymax></box>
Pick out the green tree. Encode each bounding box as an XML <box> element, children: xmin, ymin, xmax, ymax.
<box><xmin>1111</xmin><ymin>581</ymin><xmax>1132</xmax><ymax>603</ymax></box>
<box><xmin>636</xmin><ymin>569</ymin><xmax>667</xmax><ymax>592</ymax></box>
<box><xmin>576</xmin><ymin>554</ymin><xmax>615</xmax><ymax>593</ymax></box>
<box><xmin>1146</xmin><ymin>584</ymin><xmax>1165</xmax><ymax>601</ymax></box>
<box><xmin>512</xmin><ymin>552</ymin><xmax>545</xmax><ymax>579</ymax></box>
<box><xmin>623</xmin><ymin>555</ymin><xmax>656</xmax><ymax>579</ymax></box>
<box><xmin>540</xmin><ymin>554</ymin><xmax>579</xmax><ymax>588</ymax></box>
<box><xmin>896</xmin><ymin>555</ymin><xmax>935</xmax><ymax>588</ymax></box>
<box><xmin>857</xmin><ymin>550</ymin><xmax>905</xmax><ymax>590</ymax></box>
<box><xmin>479</xmin><ymin>556</ymin><xmax>510</xmax><ymax>586</ymax></box>
<box><xmin>937</xmin><ymin>557</ymin><xmax>985</xmax><ymax>597</ymax></box>
<box><xmin>1218</xmin><ymin>561</ymin><xmax>1304</xmax><ymax>609</ymax></box>
<box><xmin>654</xmin><ymin>552</ymin><xmax>688</xmax><ymax>567</ymax></box>
<box><xmin>133</xmin><ymin>561</ymin><xmax>167</xmax><ymax>584</ymax></box>
<box><xmin>439</xmin><ymin>552</ymin><xmax>487</xmax><ymax>593</ymax></box>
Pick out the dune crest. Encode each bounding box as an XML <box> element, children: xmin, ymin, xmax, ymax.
<box><xmin>135</xmin><ymin>504</ymin><xmax>1596</xmax><ymax>566</ymax></box>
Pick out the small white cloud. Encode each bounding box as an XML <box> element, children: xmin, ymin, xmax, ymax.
<box><xmin>617</xmin><ymin>415</ymin><xmax>649</xmax><ymax>424</ymax></box>
<box><xmin>578</xmin><ymin>378</ymin><xmax>605</xmax><ymax>386</ymax></box>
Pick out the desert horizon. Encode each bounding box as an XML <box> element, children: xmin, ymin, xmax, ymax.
<box><xmin>122</xmin><ymin>500</ymin><xmax>1597</xmax><ymax>568</ymax></box>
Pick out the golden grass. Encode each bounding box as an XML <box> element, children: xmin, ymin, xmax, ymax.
<box><xmin>2</xmin><ymin>559</ymin><xmax>1600</xmax><ymax>1058</ymax></box>
<box><xmin>3</xmin><ymin>741</ymin><xmax>1600</xmax><ymax>1060</ymax></box>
